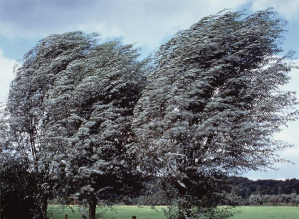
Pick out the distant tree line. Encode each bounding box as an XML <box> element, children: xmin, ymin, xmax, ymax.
<box><xmin>228</xmin><ymin>177</ymin><xmax>299</xmax><ymax>196</ymax></box>
<box><xmin>124</xmin><ymin>177</ymin><xmax>299</xmax><ymax>206</ymax></box>
<box><xmin>224</xmin><ymin>177</ymin><xmax>299</xmax><ymax>206</ymax></box>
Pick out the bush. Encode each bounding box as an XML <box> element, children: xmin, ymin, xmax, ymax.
<box><xmin>1</xmin><ymin>159</ymin><xmax>41</xmax><ymax>219</ymax></box>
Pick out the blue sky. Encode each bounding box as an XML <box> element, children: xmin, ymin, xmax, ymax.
<box><xmin>1</xmin><ymin>0</ymin><xmax>299</xmax><ymax>180</ymax></box>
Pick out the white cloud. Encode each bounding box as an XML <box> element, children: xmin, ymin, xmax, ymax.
<box><xmin>76</xmin><ymin>0</ymin><xmax>250</xmax><ymax>54</ymax></box>
<box><xmin>0</xmin><ymin>50</ymin><xmax>16</xmax><ymax>104</ymax></box>
<box><xmin>0</xmin><ymin>0</ymin><xmax>249</xmax><ymax>52</ymax></box>
<box><xmin>251</xmin><ymin>0</ymin><xmax>299</xmax><ymax>20</ymax></box>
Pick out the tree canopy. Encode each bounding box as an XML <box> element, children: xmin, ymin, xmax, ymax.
<box><xmin>42</xmin><ymin>39</ymin><xmax>149</xmax><ymax>218</ymax></box>
<box><xmin>2</xmin><ymin>32</ymin><xmax>98</xmax><ymax>219</ymax></box>
<box><xmin>132</xmin><ymin>9</ymin><xmax>298</xmax><ymax>219</ymax></box>
<box><xmin>2</xmin><ymin>32</ymin><xmax>149</xmax><ymax>219</ymax></box>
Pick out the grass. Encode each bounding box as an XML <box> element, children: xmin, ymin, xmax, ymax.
<box><xmin>48</xmin><ymin>205</ymin><xmax>166</xmax><ymax>219</ymax></box>
<box><xmin>48</xmin><ymin>205</ymin><xmax>299</xmax><ymax>219</ymax></box>
<box><xmin>230</xmin><ymin>206</ymin><xmax>299</xmax><ymax>219</ymax></box>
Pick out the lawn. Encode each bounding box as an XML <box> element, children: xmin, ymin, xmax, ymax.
<box><xmin>48</xmin><ymin>205</ymin><xmax>299</xmax><ymax>219</ymax></box>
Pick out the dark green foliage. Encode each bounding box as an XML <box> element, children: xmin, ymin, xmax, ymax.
<box><xmin>223</xmin><ymin>177</ymin><xmax>299</xmax><ymax>206</ymax></box>
<box><xmin>1</xmin><ymin>159</ymin><xmax>37</xmax><ymax>219</ymax></box>
<box><xmin>228</xmin><ymin>177</ymin><xmax>299</xmax><ymax>196</ymax></box>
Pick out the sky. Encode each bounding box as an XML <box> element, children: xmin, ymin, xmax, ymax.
<box><xmin>0</xmin><ymin>0</ymin><xmax>298</xmax><ymax>181</ymax></box>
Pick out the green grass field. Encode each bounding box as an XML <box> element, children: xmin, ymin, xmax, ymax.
<box><xmin>48</xmin><ymin>205</ymin><xmax>299</xmax><ymax>219</ymax></box>
<box><xmin>230</xmin><ymin>206</ymin><xmax>299</xmax><ymax>219</ymax></box>
<box><xmin>48</xmin><ymin>205</ymin><xmax>165</xmax><ymax>219</ymax></box>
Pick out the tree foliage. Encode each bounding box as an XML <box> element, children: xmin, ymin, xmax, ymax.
<box><xmin>132</xmin><ymin>9</ymin><xmax>298</xmax><ymax>219</ymax></box>
<box><xmin>42</xmin><ymin>39</ymin><xmax>149</xmax><ymax>218</ymax></box>
<box><xmin>2</xmin><ymin>32</ymin><xmax>98</xmax><ymax>219</ymax></box>
<box><xmin>2</xmin><ymin>32</ymin><xmax>149</xmax><ymax>219</ymax></box>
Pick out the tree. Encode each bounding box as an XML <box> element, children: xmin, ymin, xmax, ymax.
<box><xmin>40</xmin><ymin>39</ymin><xmax>150</xmax><ymax>218</ymax></box>
<box><xmin>3</xmin><ymin>29</ymin><xmax>151</xmax><ymax>218</ymax></box>
<box><xmin>132</xmin><ymin>9</ymin><xmax>298</xmax><ymax>219</ymax></box>
<box><xmin>3</xmin><ymin>32</ymin><xmax>98</xmax><ymax>218</ymax></box>
<box><xmin>3</xmin><ymin>32</ymin><xmax>150</xmax><ymax>218</ymax></box>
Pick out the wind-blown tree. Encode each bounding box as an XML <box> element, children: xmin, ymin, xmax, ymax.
<box><xmin>132</xmin><ymin>9</ymin><xmax>298</xmax><ymax>219</ymax></box>
<box><xmin>3</xmin><ymin>32</ymin><xmax>98</xmax><ymax>218</ymax></box>
<box><xmin>4</xmin><ymin>30</ymin><xmax>150</xmax><ymax>218</ymax></box>
<box><xmin>42</xmin><ymin>40</ymin><xmax>149</xmax><ymax>218</ymax></box>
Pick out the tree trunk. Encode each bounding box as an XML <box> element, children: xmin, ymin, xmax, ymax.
<box><xmin>177</xmin><ymin>189</ymin><xmax>192</xmax><ymax>219</ymax></box>
<box><xmin>41</xmin><ymin>194</ymin><xmax>48</xmax><ymax>219</ymax></box>
<box><xmin>178</xmin><ymin>204</ymin><xmax>191</xmax><ymax>219</ymax></box>
<box><xmin>89</xmin><ymin>197</ymin><xmax>97</xmax><ymax>219</ymax></box>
